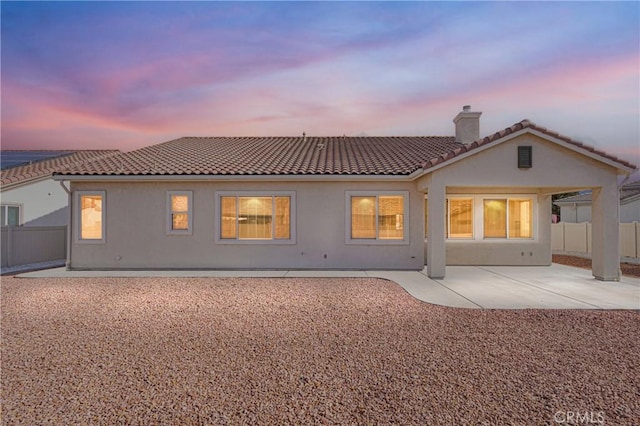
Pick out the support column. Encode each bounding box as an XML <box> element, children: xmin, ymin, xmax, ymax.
<box><xmin>427</xmin><ymin>180</ymin><xmax>446</xmax><ymax>279</ymax></box>
<box><xmin>591</xmin><ymin>183</ymin><xmax>620</xmax><ymax>281</ymax></box>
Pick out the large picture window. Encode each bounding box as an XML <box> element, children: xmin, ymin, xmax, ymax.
<box><xmin>425</xmin><ymin>195</ymin><xmax>535</xmax><ymax>241</ymax></box>
<box><xmin>167</xmin><ymin>191</ymin><xmax>193</xmax><ymax>235</ymax></box>
<box><xmin>77</xmin><ymin>191</ymin><xmax>105</xmax><ymax>243</ymax></box>
<box><xmin>218</xmin><ymin>192</ymin><xmax>295</xmax><ymax>243</ymax></box>
<box><xmin>348</xmin><ymin>192</ymin><xmax>408</xmax><ymax>243</ymax></box>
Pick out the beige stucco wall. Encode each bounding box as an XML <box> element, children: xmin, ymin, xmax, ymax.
<box><xmin>69</xmin><ymin>180</ymin><xmax>425</xmax><ymax>270</ymax></box>
<box><xmin>67</xmin><ymin>132</ymin><xmax>624</xmax><ymax>272</ymax></box>
<box><xmin>418</xmin><ymin>133</ymin><xmax>620</xmax><ymax>269</ymax></box>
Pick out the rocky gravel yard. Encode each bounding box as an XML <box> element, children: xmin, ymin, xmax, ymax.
<box><xmin>2</xmin><ymin>277</ymin><xmax>639</xmax><ymax>425</ymax></box>
<box><xmin>553</xmin><ymin>254</ymin><xmax>640</xmax><ymax>278</ymax></box>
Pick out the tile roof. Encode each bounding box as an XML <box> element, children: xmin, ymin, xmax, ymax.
<box><xmin>56</xmin><ymin>136</ymin><xmax>462</xmax><ymax>176</ymax></box>
<box><xmin>54</xmin><ymin>120</ymin><xmax>637</xmax><ymax>178</ymax></box>
<box><xmin>422</xmin><ymin>120</ymin><xmax>637</xmax><ymax>171</ymax></box>
<box><xmin>1</xmin><ymin>150</ymin><xmax>120</xmax><ymax>189</ymax></box>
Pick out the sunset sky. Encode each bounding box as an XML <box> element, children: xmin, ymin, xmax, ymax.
<box><xmin>1</xmin><ymin>1</ymin><xmax>638</xmax><ymax>164</ymax></box>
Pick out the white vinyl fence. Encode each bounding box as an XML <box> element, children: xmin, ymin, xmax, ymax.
<box><xmin>551</xmin><ymin>222</ymin><xmax>639</xmax><ymax>260</ymax></box>
<box><xmin>1</xmin><ymin>226</ymin><xmax>66</xmax><ymax>268</ymax></box>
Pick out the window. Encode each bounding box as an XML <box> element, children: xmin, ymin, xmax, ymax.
<box><xmin>167</xmin><ymin>191</ymin><xmax>193</xmax><ymax>235</ymax></box>
<box><xmin>217</xmin><ymin>192</ymin><xmax>295</xmax><ymax>243</ymax></box>
<box><xmin>425</xmin><ymin>195</ymin><xmax>535</xmax><ymax>241</ymax></box>
<box><xmin>0</xmin><ymin>204</ymin><xmax>21</xmax><ymax>226</ymax></box>
<box><xmin>484</xmin><ymin>198</ymin><xmax>533</xmax><ymax>239</ymax></box>
<box><xmin>77</xmin><ymin>191</ymin><xmax>105</xmax><ymax>242</ymax></box>
<box><xmin>447</xmin><ymin>198</ymin><xmax>473</xmax><ymax>239</ymax></box>
<box><xmin>348</xmin><ymin>192</ymin><xmax>408</xmax><ymax>243</ymax></box>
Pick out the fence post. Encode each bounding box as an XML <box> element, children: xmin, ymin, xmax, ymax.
<box><xmin>633</xmin><ymin>222</ymin><xmax>640</xmax><ymax>259</ymax></box>
<box><xmin>7</xmin><ymin>226</ymin><xmax>14</xmax><ymax>268</ymax></box>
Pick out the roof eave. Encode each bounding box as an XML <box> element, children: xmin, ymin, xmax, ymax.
<box><xmin>52</xmin><ymin>171</ymin><xmax>422</xmax><ymax>182</ymax></box>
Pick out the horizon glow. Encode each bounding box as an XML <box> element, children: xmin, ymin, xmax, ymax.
<box><xmin>1</xmin><ymin>1</ymin><xmax>638</xmax><ymax>165</ymax></box>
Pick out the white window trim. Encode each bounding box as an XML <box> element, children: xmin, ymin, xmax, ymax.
<box><xmin>215</xmin><ymin>191</ymin><xmax>296</xmax><ymax>245</ymax></box>
<box><xmin>0</xmin><ymin>203</ymin><xmax>23</xmax><ymax>226</ymax></box>
<box><xmin>75</xmin><ymin>190</ymin><xmax>106</xmax><ymax>244</ymax></box>
<box><xmin>166</xmin><ymin>191</ymin><xmax>193</xmax><ymax>235</ymax></box>
<box><xmin>346</xmin><ymin>190</ymin><xmax>409</xmax><ymax>245</ymax></box>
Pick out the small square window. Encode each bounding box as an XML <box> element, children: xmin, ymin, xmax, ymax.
<box><xmin>518</xmin><ymin>146</ymin><xmax>532</xmax><ymax>168</ymax></box>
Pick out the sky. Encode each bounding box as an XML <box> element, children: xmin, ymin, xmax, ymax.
<box><xmin>1</xmin><ymin>1</ymin><xmax>639</xmax><ymax>165</ymax></box>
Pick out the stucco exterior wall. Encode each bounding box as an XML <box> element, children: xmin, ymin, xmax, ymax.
<box><xmin>0</xmin><ymin>179</ymin><xmax>69</xmax><ymax>226</ymax></box>
<box><xmin>69</xmin><ymin>180</ymin><xmax>425</xmax><ymax>270</ymax></box>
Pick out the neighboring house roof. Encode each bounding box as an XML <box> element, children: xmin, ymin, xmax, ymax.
<box><xmin>554</xmin><ymin>182</ymin><xmax>640</xmax><ymax>206</ymax></box>
<box><xmin>1</xmin><ymin>150</ymin><xmax>120</xmax><ymax>190</ymax></box>
<box><xmin>1</xmin><ymin>150</ymin><xmax>76</xmax><ymax>170</ymax></box>
<box><xmin>54</xmin><ymin>120</ymin><xmax>637</xmax><ymax>178</ymax></box>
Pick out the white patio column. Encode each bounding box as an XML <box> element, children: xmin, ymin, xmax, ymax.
<box><xmin>591</xmin><ymin>183</ymin><xmax>620</xmax><ymax>281</ymax></box>
<box><xmin>427</xmin><ymin>180</ymin><xmax>446</xmax><ymax>279</ymax></box>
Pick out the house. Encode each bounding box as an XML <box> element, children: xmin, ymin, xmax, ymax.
<box><xmin>553</xmin><ymin>181</ymin><xmax>640</xmax><ymax>223</ymax></box>
<box><xmin>1</xmin><ymin>150</ymin><xmax>119</xmax><ymax>226</ymax></box>
<box><xmin>53</xmin><ymin>107</ymin><xmax>636</xmax><ymax>281</ymax></box>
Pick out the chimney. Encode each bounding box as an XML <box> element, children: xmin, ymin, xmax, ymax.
<box><xmin>453</xmin><ymin>105</ymin><xmax>482</xmax><ymax>144</ymax></box>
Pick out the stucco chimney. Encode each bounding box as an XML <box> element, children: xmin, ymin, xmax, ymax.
<box><xmin>453</xmin><ymin>105</ymin><xmax>482</xmax><ymax>144</ymax></box>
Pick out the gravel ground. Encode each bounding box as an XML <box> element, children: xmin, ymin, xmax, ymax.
<box><xmin>553</xmin><ymin>255</ymin><xmax>640</xmax><ymax>278</ymax></box>
<box><xmin>2</xmin><ymin>277</ymin><xmax>639</xmax><ymax>425</ymax></box>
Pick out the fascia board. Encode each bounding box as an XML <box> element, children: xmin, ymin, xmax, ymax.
<box><xmin>52</xmin><ymin>172</ymin><xmax>420</xmax><ymax>183</ymax></box>
<box><xmin>527</xmin><ymin>129</ymin><xmax>637</xmax><ymax>174</ymax></box>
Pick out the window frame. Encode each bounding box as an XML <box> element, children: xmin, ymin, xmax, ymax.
<box><xmin>0</xmin><ymin>203</ymin><xmax>23</xmax><ymax>226</ymax></box>
<box><xmin>446</xmin><ymin>197</ymin><xmax>474</xmax><ymax>240</ymax></box>
<box><xmin>215</xmin><ymin>191</ymin><xmax>296</xmax><ymax>245</ymax></box>
<box><xmin>75</xmin><ymin>190</ymin><xmax>106</xmax><ymax>244</ymax></box>
<box><xmin>482</xmin><ymin>197</ymin><xmax>535</xmax><ymax>240</ymax></box>
<box><xmin>424</xmin><ymin>194</ymin><xmax>537</xmax><ymax>241</ymax></box>
<box><xmin>166</xmin><ymin>191</ymin><xmax>193</xmax><ymax>235</ymax></box>
<box><xmin>346</xmin><ymin>190</ymin><xmax>409</xmax><ymax>245</ymax></box>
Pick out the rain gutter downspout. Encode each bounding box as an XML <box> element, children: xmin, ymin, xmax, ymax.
<box><xmin>59</xmin><ymin>180</ymin><xmax>72</xmax><ymax>269</ymax></box>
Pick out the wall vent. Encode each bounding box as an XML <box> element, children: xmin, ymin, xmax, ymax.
<box><xmin>518</xmin><ymin>146</ymin><xmax>532</xmax><ymax>168</ymax></box>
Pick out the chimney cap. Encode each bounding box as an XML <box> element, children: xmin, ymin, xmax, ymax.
<box><xmin>463</xmin><ymin>105</ymin><xmax>471</xmax><ymax>112</ymax></box>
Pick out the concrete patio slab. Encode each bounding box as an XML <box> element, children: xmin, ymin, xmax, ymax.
<box><xmin>433</xmin><ymin>265</ymin><xmax>639</xmax><ymax>309</ymax></box>
<box><xmin>14</xmin><ymin>264</ymin><xmax>639</xmax><ymax>310</ymax></box>
<box><xmin>367</xmin><ymin>270</ymin><xmax>480</xmax><ymax>309</ymax></box>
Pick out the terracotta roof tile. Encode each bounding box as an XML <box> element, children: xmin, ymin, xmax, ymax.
<box><xmin>57</xmin><ymin>136</ymin><xmax>462</xmax><ymax>176</ymax></box>
<box><xmin>54</xmin><ymin>121</ymin><xmax>637</xmax><ymax>178</ymax></box>
<box><xmin>1</xmin><ymin>150</ymin><xmax>120</xmax><ymax>188</ymax></box>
